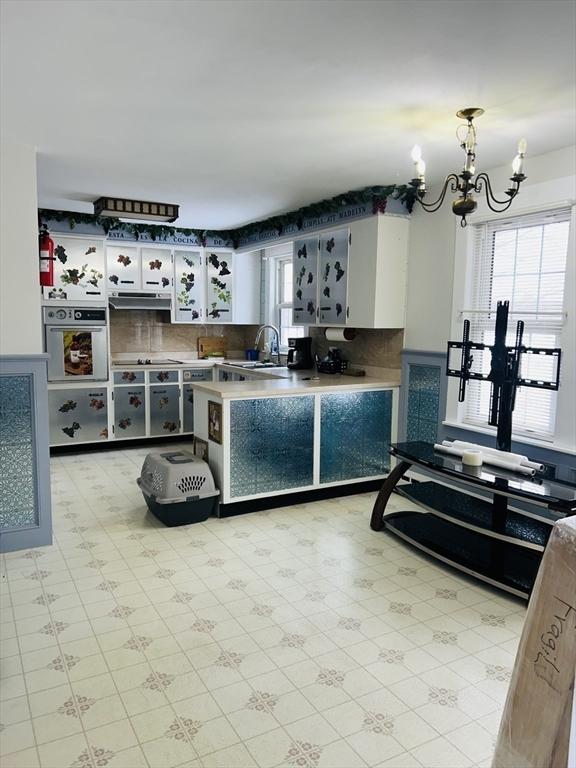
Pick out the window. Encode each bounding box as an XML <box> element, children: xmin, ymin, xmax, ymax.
<box><xmin>264</xmin><ymin>244</ymin><xmax>305</xmax><ymax>350</ymax></box>
<box><xmin>463</xmin><ymin>208</ymin><xmax>571</xmax><ymax>441</ymax></box>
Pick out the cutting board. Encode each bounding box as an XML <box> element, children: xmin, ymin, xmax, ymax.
<box><xmin>198</xmin><ymin>336</ymin><xmax>228</xmax><ymax>358</ymax></box>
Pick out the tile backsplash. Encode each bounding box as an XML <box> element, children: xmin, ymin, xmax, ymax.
<box><xmin>109</xmin><ymin>310</ymin><xmax>259</xmax><ymax>356</ymax></box>
<box><xmin>110</xmin><ymin>310</ymin><xmax>403</xmax><ymax>368</ymax></box>
<box><xmin>309</xmin><ymin>327</ymin><xmax>403</xmax><ymax>369</ymax></box>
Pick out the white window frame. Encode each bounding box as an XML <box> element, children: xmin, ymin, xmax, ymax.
<box><xmin>263</xmin><ymin>243</ymin><xmax>306</xmax><ymax>352</ymax></box>
<box><xmin>446</xmin><ymin>188</ymin><xmax>576</xmax><ymax>455</ymax></box>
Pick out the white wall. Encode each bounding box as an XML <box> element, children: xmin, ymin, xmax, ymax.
<box><xmin>0</xmin><ymin>141</ymin><xmax>42</xmax><ymax>354</ymax></box>
<box><xmin>404</xmin><ymin>145</ymin><xmax>576</xmax><ymax>352</ymax></box>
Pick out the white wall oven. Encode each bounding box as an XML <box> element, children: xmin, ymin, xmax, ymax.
<box><xmin>44</xmin><ymin>307</ymin><xmax>108</xmax><ymax>382</ymax></box>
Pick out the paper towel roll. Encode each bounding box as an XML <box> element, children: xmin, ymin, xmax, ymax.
<box><xmin>462</xmin><ymin>449</ymin><xmax>483</xmax><ymax>466</ymax></box>
<box><xmin>325</xmin><ymin>328</ymin><xmax>356</xmax><ymax>342</ymax></box>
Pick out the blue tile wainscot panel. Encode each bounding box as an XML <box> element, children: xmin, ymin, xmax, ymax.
<box><xmin>406</xmin><ymin>364</ymin><xmax>441</xmax><ymax>444</ymax></box>
<box><xmin>320</xmin><ymin>390</ymin><xmax>393</xmax><ymax>483</ymax></box>
<box><xmin>230</xmin><ymin>396</ymin><xmax>314</xmax><ymax>497</ymax></box>
<box><xmin>0</xmin><ymin>356</ymin><xmax>52</xmax><ymax>553</ymax></box>
<box><xmin>0</xmin><ymin>375</ymin><xmax>37</xmax><ymax>528</ymax></box>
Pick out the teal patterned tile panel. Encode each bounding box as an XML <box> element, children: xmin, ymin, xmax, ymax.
<box><xmin>406</xmin><ymin>364</ymin><xmax>441</xmax><ymax>443</ymax></box>
<box><xmin>320</xmin><ymin>390</ymin><xmax>392</xmax><ymax>483</ymax></box>
<box><xmin>0</xmin><ymin>374</ymin><xmax>38</xmax><ymax>530</ymax></box>
<box><xmin>230</xmin><ymin>396</ymin><xmax>314</xmax><ymax>497</ymax></box>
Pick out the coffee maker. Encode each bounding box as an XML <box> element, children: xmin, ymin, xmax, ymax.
<box><xmin>287</xmin><ymin>337</ymin><xmax>314</xmax><ymax>370</ymax></box>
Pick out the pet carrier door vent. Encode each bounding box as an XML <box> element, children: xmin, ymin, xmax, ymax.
<box><xmin>177</xmin><ymin>475</ymin><xmax>206</xmax><ymax>494</ymax></box>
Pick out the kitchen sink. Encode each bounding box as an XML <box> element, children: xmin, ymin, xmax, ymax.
<box><xmin>228</xmin><ymin>362</ymin><xmax>287</xmax><ymax>370</ymax></box>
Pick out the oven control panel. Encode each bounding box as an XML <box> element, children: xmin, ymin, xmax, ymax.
<box><xmin>43</xmin><ymin>307</ymin><xmax>107</xmax><ymax>325</ymax></box>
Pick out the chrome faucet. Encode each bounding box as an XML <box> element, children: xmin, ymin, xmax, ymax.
<box><xmin>254</xmin><ymin>324</ymin><xmax>281</xmax><ymax>365</ymax></box>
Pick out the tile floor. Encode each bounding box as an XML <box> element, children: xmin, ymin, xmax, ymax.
<box><xmin>0</xmin><ymin>443</ymin><xmax>526</xmax><ymax>768</ymax></box>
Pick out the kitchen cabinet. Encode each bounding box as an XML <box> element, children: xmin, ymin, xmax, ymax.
<box><xmin>318</xmin><ymin>228</ymin><xmax>349</xmax><ymax>324</ymax></box>
<box><xmin>113</xmin><ymin>386</ymin><xmax>146</xmax><ymax>438</ymax></box>
<box><xmin>292</xmin><ymin>236</ymin><xmax>319</xmax><ymax>324</ymax></box>
<box><xmin>48</xmin><ymin>387</ymin><xmax>109</xmax><ymax>445</ymax></box>
<box><xmin>346</xmin><ymin>215</ymin><xmax>409</xmax><ymax>328</ymax></box>
<box><xmin>292</xmin><ymin>216</ymin><xmax>409</xmax><ymax>329</ymax></box>
<box><xmin>320</xmin><ymin>390</ymin><xmax>393</xmax><ymax>483</ymax></box>
<box><xmin>44</xmin><ymin>235</ymin><xmax>106</xmax><ymax>302</ymax></box>
<box><xmin>292</xmin><ymin>227</ymin><xmax>349</xmax><ymax>325</ymax></box>
<box><xmin>140</xmin><ymin>247</ymin><xmax>173</xmax><ymax>290</ymax></box>
<box><xmin>149</xmin><ymin>384</ymin><xmax>180</xmax><ymax>436</ymax></box>
<box><xmin>183</xmin><ymin>369</ymin><xmax>213</xmax><ymax>433</ymax></box>
<box><xmin>172</xmin><ymin>248</ymin><xmax>260</xmax><ymax>324</ymax></box>
<box><xmin>106</xmin><ymin>245</ymin><xmax>173</xmax><ymax>292</ymax></box>
<box><xmin>173</xmin><ymin>249</ymin><xmax>203</xmax><ymax>322</ymax></box>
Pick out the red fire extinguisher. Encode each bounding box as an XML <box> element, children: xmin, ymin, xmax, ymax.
<box><xmin>39</xmin><ymin>225</ymin><xmax>54</xmax><ymax>286</ymax></box>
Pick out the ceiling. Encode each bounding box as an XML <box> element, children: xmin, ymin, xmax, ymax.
<box><xmin>2</xmin><ymin>0</ymin><xmax>575</xmax><ymax>229</ymax></box>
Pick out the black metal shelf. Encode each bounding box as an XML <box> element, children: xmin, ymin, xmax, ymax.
<box><xmin>395</xmin><ymin>481</ymin><xmax>551</xmax><ymax>550</ymax></box>
<box><xmin>384</xmin><ymin>511</ymin><xmax>541</xmax><ymax>598</ymax></box>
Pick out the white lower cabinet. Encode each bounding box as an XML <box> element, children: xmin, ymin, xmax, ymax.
<box><xmin>49</xmin><ymin>367</ymin><xmax>216</xmax><ymax>446</ymax></box>
<box><xmin>48</xmin><ymin>387</ymin><xmax>109</xmax><ymax>445</ymax></box>
<box><xmin>113</xmin><ymin>386</ymin><xmax>146</xmax><ymax>438</ymax></box>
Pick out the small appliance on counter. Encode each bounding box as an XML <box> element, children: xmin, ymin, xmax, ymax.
<box><xmin>286</xmin><ymin>336</ymin><xmax>314</xmax><ymax>370</ymax></box>
<box><xmin>316</xmin><ymin>347</ymin><xmax>348</xmax><ymax>375</ymax></box>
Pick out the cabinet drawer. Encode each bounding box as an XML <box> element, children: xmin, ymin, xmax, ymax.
<box><xmin>113</xmin><ymin>370</ymin><xmax>145</xmax><ymax>385</ymax></box>
<box><xmin>148</xmin><ymin>369</ymin><xmax>179</xmax><ymax>384</ymax></box>
<box><xmin>182</xmin><ymin>368</ymin><xmax>213</xmax><ymax>382</ymax></box>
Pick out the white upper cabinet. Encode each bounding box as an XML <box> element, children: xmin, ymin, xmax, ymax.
<box><xmin>293</xmin><ymin>236</ymin><xmax>319</xmax><ymax>324</ymax></box>
<box><xmin>292</xmin><ymin>227</ymin><xmax>350</xmax><ymax>326</ymax></box>
<box><xmin>44</xmin><ymin>235</ymin><xmax>106</xmax><ymax>301</ymax></box>
<box><xmin>205</xmin><ymin>250</ymin><xmax>233</xmax><ymax>321</ymax></box>
<box><xmin>292</xmin><ymin>217</ymin><xmax>408</xmax><ymax>329</ymax></box>
<box><xmin>346</xmin><ymin>215</ymin><xmax>409</xmax><ymax>329</ymax></box>
<box><xmin>106</xmin><ymin>245</ymin><xmax>173</xmax><ymax>292</ymax></box>
<box><xmin>106</xmin><ymin>245</ymin><xmax>140</xmax><ymax>290</ymax></box>
<box><xmin>173</xmin><ymin>249</ymin><xmax>204</xmax><ymax>322</ymax></box>
<box><xmin>140</xmin><ymin>247</ymin><xmax>173</xmax><ymax>291</ymax></box>
<box><xmin>318</xmin><ymin>228</ymin><xmax>349</xmax><ymax>324</ymax></box>
<box><xmin>171</xmin><ymin>247</ymin><xmax>261</xmax><ymax>324</ymax></box>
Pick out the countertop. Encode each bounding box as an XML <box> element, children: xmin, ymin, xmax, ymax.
<box><xmin>193</xmin><ymin>367</ymin><xmax>401</xmax><ymax>398</ymax></box>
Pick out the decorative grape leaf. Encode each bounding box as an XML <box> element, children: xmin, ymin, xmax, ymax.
<box><xmin>219</xmin><ymin>261</ymin><xmax>231</xmax><ymax>276</ymax></box>
<box><xmin>55</xmin><ymin>245</ymin><xmax>68</xmax><ymax>264</ymax></box>
<box><xmin>85</xmin><ymin>246</ymin><xmax>96</xmax><ymax>255</ymax></box>
<box><xmin>326</xmin><ymin>237</ymin><xmax>335</xmax><ymax>253</ymax></box>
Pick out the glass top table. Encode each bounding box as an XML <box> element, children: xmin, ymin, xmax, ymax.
<box><xmin>369</xmin><ymin>441</ymin><xmax>576</xmax><ymax>598</ymax></box>
<box><xmin>388</xmin><ymin>441</ymin><xmax>576</xmax><ymax>513</ymax></box>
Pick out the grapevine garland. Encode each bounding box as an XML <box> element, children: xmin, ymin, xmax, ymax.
<box><xmin>39</xmin><ymin>183</ymin><xmax>415</xmax><ymax>249</ymax></box>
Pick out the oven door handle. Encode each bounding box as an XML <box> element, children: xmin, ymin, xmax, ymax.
<box><xmin>49</xmin><ymin>327</ymin><xmax>104</xmax><ymax>332</ymax></box>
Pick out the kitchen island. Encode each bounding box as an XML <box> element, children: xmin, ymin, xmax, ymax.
<box><xmin>192</xmin><ymin>369</ymin><xmax>400</xmax><ymax>514</ymax></box>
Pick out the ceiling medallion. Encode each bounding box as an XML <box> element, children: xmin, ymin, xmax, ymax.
<box><xmin>409</xmin><ymin>109</ymin><xmax>527</xmax><ymax>226</ymax></box>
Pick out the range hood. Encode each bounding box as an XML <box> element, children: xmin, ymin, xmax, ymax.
<box><xmin>108</xmin><ymin>292</ymin><xmax>172</xmax><ymax>310</ymax></box>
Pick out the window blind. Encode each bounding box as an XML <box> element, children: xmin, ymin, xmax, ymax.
<box><xmin>463</xmin><ymin>207</ymin><xmax>571</xmax><ymax>441</ymax></box>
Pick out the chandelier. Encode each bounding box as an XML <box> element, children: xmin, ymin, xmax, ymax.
<box><xmin>409</xmin><ymin>108</ymin><xmax>527</xmax><ymax>226</ymax></box>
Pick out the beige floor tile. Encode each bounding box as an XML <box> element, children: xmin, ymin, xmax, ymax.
<box><xmin>0</xmin><ymin>746</ymin><xmax>41</xmax><ymax>768</ymax></box>
<box><xmin>410</xmin><ymin>735</ymin><xmax>475</xmax><ymax>768</ymax></box>
<box><xmin>0</xmin><ymin>719</ymin><xmax>36</xmax><ymax>756</ymax></box>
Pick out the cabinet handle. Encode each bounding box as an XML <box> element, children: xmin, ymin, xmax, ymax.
<box><xmin>316</xmin><ymin>307</ymin><xmax>319</xmax><ymax>318</ymax></box>
<box><xmin>346</xmin><ymin>306</ymin><xmax>350</xmax><ymax>318</ymax></box>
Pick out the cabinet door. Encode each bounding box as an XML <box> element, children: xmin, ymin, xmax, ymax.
<box><xmin>182</xmin><ymin>384</ymin><xmax>195</xmax><ymax>433</ymax></box>
<box><xmin>106</xmin><ymin>245</ymin><xmax>140</xmax><ymax>290</ymax></box>
<box><xmin>318</xmin><ymin>228</ymin><xmax>349</xmax><ymax>324</ymax></box>
<box><xmin>292</xmin><ymin>237</ymin><xmax>319</xmax><ymax>324</ymax></box>
<box><xmin>148</xmin><ymin>370</ymin><xmax>179</xmax><ymax>384</ymax></box>
<box><xmin>49</xmin><ymin>236</ymin><xmax>106</xmax><ymax>301</ymax></box>
<box><xmin>48</xmin><ymin>387</ymin><xmax>109</xmax><ymax>445</ymax></box>
<box><xmin>149</xmin><ymin>384</ymin><xmax>180</xmax><ymax>436</ymax></box>
<box><xmin>320</xmin><ymin>390</ymin><xmax>392</xmax><ymax>483</ymax></box>
<box><xmin>205</xmin><ymin>250</ymin><xmax>233</xmax><ymax>322</ymax></box>
<box><xmin>140</xmin><ymin>247</ymin><xmax>173</xmax><ymax>290</ymax></box>
<box><xmin>173</xmin><ymin>250</ymin><xmax>204</xmax><ymax>322</ymax></box>
<box><xmin>113</xmin><ymin>386</ymin><xmax>146</xmax><ymax>438</ymax></box>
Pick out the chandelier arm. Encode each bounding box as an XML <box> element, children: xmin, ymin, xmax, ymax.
<box><xmin>417</xmin><ymin>174</ymin><xmax>461</xmax><ymax>213</ymax></box>
<box><xmin>473</xmin><ymin>172</ymin><xmax>516</xmax><ymax>207</ymax></box>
